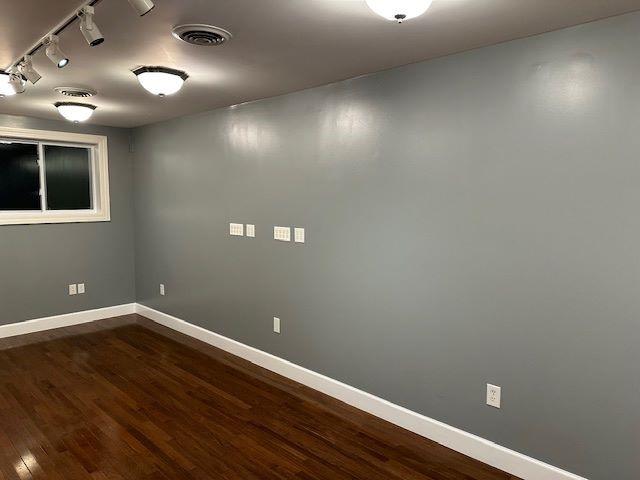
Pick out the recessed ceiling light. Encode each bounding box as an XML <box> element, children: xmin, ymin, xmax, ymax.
<box><xmin>132</xmin><ymin>66</ymin><xmax>188</xmax><ymax>96</ymax></box>
<box><xmin>55</xmin><ymin>102</ymin><xmax>97</xmax><ymax>122</ymax></box>
<box><xmin>365</xmin><ymin>0</ymin><xmax>433</xmax><ymax>23</ymax></box>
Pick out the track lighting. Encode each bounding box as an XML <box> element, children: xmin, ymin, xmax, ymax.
<box><xmin>133</xmin><ymin>66</ymin><xmax>188</xmax><ymax>96</ymax></box>
<box><xmin>127</xmin><ymin>0</ymin><xmax>155</xmax><ymax>16</ymax></box>
<box><xmin>0</xmin><ymin>71</ymin><xmax>16</xmax><ymax>96</ymax></box>
<box><xmin>45</xmin><ymin>35</ymin><xmax>69</xmax><ymax>68</ymax></box>
<box><xmin>9</xmin><ymin>74</ymin><xmax>26</xmax><ymax>94</ymax></box>
<box><xmin>365</xmin><ymin>0</ymin><xmax>433</xmax><ymax>23</ymax></box>
<box><xmin>79</xmin><ymin>6</ymin><xmax>104</xmax><ymax>47</ymax></box>
<box><xmin>17</xmin><ymin>55</ymin><xmax>41</xmax><ymax>84</ymax></box>
<box><xmin>55</xmin><ymin>102</ymin><xmax>96</xmax><ymax>122</ymax></box>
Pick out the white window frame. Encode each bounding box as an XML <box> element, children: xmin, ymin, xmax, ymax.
<box><xmin>0</xmin><ymin>126</ymin><xmax>110</xmax><ymax>225</ymax></box>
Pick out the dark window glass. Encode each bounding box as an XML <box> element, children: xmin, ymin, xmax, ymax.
<box><xmin>44</xmin><ymin>145</ymin><xmax>92</xmax><ymax>210</ymax></box>
<box><xmin>0</xmin><ymin>141</ymin><xmax>41</xmax><ymax>211</ymax></box>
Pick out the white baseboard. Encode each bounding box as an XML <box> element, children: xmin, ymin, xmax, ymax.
<box><xmin>0</xmin><ymin>303</ymin><xmax>136</xmax><ymax>339</ymax></box>
<box><xmin>135</xmin><ymin>303</ymin><xmax>587</xmax><ymax>480</ymax></box>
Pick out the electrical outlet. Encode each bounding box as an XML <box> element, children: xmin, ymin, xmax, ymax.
<box><xmin>230</xmin><ymin>223</ymin><xmax>244</xmax><ymax>236</ymax></box>
<box><xmin>487</xmin><ymin>384</ymin><xmax>501</xmax><ymax>409</ymax></box>
<box><xmin>274</xmin><ymin>226</ymin><xmax>291</xmax><ymax>242</ymax></box>
<box><xmin>68</xmin><ymin>284</ymin><xmax>77</xmax><ymax>296</ymax></box>
<box><xmin>246</xmin><ymin>224</ymin><xmax>256</xmax><ymax>238</ymax></box>
<box><xmin>294</xmin><ymin>227</ymin><xmax>305</xmax><ymax>243</ymax></box>
<box><xmin>273</xmin><ymin>317</ymin><xmax>281</xmax><ymax>334</ymax></box>
<box><xmin>160</xmin><ymin>284</ymin><xmax>165</xmax><ymax>296</ymax></box>
<box><xmin>77</xmin><ymin>283</ymin><xmax>85</xmax><ymax>294</ymax></box>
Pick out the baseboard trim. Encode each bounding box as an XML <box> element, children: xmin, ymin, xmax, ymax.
<box><xmin>0</xmin><ymin>303</ymin><xmax>136</xmax><ymax>339</ymax></box>
<box><xmin>135</xmin><ymin>303</ymin><xmax>587</xmax><ymax>480</ymax></box>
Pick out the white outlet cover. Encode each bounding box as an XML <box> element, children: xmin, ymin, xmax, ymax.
<box><xmin>160</xmin><ymin>284</ymin><xmax>165</xmax><ymax>296</ymax></box>
<box><xmin>487</xmin><ymin>384</ymin><xmax>502</xmax><ymax>409</ymax></box>
<box><xmin>274</xmin><ymin>226</ymin><xmax>291</xmax><ymax>242</ymax></box>
<box><xmin>294</xmin><ymin>227</ymin><xmax>305</xmax><ymax>243</ymax></box>
<box><xmin>246</xmin><ymin>224</ymin><xmax>256</xmax><ymax>238</ymax></box>
<box><xmin>273</xmin><ymin>317</ymin><xmax>281</xmax><ymax>334</ymax></box>
<box><xmin>68</xmin><ymin>284</ymin><xmax>77</xmax><ymax>296</ymax></box>
<box><xmin>230</xmin><ymin>223</ymin><xmax>244</xmax><ymax>236</ymax></box>
<box><xmin>77</xmin><ymin>283</ymin><xmax>85</xmax><ymax>294</ymax></box>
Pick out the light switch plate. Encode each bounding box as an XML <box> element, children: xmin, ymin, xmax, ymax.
<box><xmin>273</xmin><ymin>317</ymin><xmax>281</xmax><ymax>334</ymax></box>
<box><xmin>77</xmin><ymin>283</ymin><xmax>85</xmax><ymax>294</ymax></box>
<box><xmin>294</xmin><ymin>227</ymin><xmax>305</xmax><ymax>243</ymax></box>
<box><xmin>274</xmin><ymin>226</ymin><xmax>291</xmax><ymax>242</ymax></box>
<box><xmin>230</xmin><ymin>223</ymin><xmax>244</xmax><ymax>236</ymax></box>
<box><xmin>68</xmin><ymin>284</ymin><xmax>77</xmax><ymax>296</ymax></box>
<box><xmin>246</xmin><ymin>224</ymin><xmax>256</xmax><ymax>238</ymax></box>
<box><xmin>487</xmin><ymin>384</ymin><xmax>501</xmax><ymax>409</ymax></box>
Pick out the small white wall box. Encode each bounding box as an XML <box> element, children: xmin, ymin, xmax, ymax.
<box><xmin>274</xmin><ymin>226</ymin><xmax>291</xmax><ymax>242</ymax></box>
<box><xmin>246</xmin><ymin>224</ymin><xmax>256</xmax><ymax>237</ymax></box>
<box><xmin>230</xmin><ymin>223</ymin><xmax>244</xmax><ymax>236</ymax></box>
<box><xmin>294</xmin><ymin>227</ymin><xmax>305</xmax><ymax>243</ymax></box>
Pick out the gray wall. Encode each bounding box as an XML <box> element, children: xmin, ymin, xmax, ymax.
<box><xmin>133</xmin><ymin>13</ymin><xmax>640</xmax><ymax>480</ymax></box>
<box><xmin>0</xmin><ymin>114</ymin><xmax>135</xmax><ymax>324</ymax></box>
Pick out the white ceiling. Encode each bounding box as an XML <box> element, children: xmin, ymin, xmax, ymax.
<box><xmin>1</xmin><ymin>0</ymin><xmax>639</xmax><ymax>128</ymax></box>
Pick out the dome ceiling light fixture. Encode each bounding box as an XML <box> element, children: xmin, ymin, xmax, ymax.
<box><xmin>132</xmin><ymin>66</ymin><xmax>189</xmax><ymax>96</ymax></box>
<box><xmin>55</xmin><ymin>102</ymin><xmax>97</xmax><ymax>123</ymax></box>
<box><xmin>365</xmin><ymin>0</ymin><xmax>433</xmax><ymax>23</ymax></box>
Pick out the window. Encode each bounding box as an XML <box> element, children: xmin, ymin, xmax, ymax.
<box><xmin>0</xmin><ymin>127</ymin><xmax>110</xmax><ymax>225</ymax></box>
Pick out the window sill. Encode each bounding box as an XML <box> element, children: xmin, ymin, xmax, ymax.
<box><xmin>0</xmin><ymin>211</ymin><xmax>111</xmax><ymax>226</ymax></box>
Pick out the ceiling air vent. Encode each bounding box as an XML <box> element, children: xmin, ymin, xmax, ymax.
<box><xmin>54</xmin><ymin>86</ymin><xmax>97</xmax><ymax>98</ymax></box>
<box><xmin>172</xmin><ymin>24</ymin><xmax>232</xmax><ymax>46</ymax></box>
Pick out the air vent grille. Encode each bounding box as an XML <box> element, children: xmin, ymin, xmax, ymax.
<box><xmin>54</xmin><ymin>86</ymin><xmax>97</xmax><ymax>98</ymax></box>
<box><xmin>172</xmin><ymin>24</ymin><xmax>232</xmax><ymax>46</ymax></box>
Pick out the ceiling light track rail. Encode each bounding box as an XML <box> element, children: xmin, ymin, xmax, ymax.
<box><xmin>4</xmin><ymin>0</ymin><xmax>103</xmax><ymax>73</ymax></box>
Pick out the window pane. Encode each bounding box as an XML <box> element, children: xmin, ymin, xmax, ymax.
<box><xmin>0</xmin><ymin>141</ymin><xmax>41</xmax><ymax>211</ymax></box>
<box><xmin>44</xmin><ymin>145</ymin><xmax>92</xmax><ymax>210</ymax></box>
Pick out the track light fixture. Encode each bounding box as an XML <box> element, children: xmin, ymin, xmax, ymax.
<box><xmin>55</xmin><ymin>102</ymin><xmax>97</xmax><ymax>122</ymax></box>
<box><xmin>79</xmin><ymin>6</ymin><xmax>104</xmax><ymax>47</ymax></box>
<box><xmin>0</xmin><ymin>71</ymin><xmax>16</xmax><ymax>97</ymax></box>
<box><xmin>133</xmin><ymin>66</ymin><xmax>188</xmax><ymax>96</ymax></box>
<box><xmin>17</xmin><ymin>55</ymin><xmax>41</xmax><ymax>84</ymax></box>
<box><xmin>8</xmin><ymin>74</ymin><xmax>26</xmax><ymax>94</ymax></box>
<box><xmin>45</xmin><ymin>35</ymin><xmax>69</xmax><ymax>68</ymax></box>
<box><xmin>127</xmin><ymin>0</ymin><xmax>155</xmax><ymax>16</ymax></box>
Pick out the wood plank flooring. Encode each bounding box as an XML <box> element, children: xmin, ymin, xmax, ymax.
<box><xmin>0</xmin><ymin>315</ymin><xmax>520</xmax><ymax>480</ymax></box>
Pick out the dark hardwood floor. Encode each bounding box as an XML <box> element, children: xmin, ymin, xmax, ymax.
<box><xmin>0</xmin><ymin>315</ymin><xmax>519</xmax><ymax>480</ymax></box>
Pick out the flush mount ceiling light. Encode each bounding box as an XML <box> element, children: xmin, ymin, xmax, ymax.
<box><xmin>365</xmin><ymin>0</ymin><xmax>433</xmax><ymax>23</ymax></box>
<box><xmin>0</xmin><ymin>71</ymin><xmax>16</xmax><ymax>96</ymax></box>
<box><xmin>55</xmin><ymin>102</ymin><xmax>97</xmax><ymax>122</ymax></box>
<box><xmin>127</xmin><ymin>0</ymin><xmax>155</xmax><ymax>16</ymax></box>
<box><xmin>133</xmin><ymin>66</ymin><xmax>188</xmax><ymax>96</ymax></box>
<box><xmin>79</xmin><ymin>5</ymin><xmax>105</xmax><ymax>47</ymax></box>
<box><xmin>18</xmin><ymin>55</ymin><xmax>41</xmax><ymax>84</ymax></box>
<box><xmin>45</xmin><ymin>35</ymin><xmax>69</xmax><ymax>68</ymax></box>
